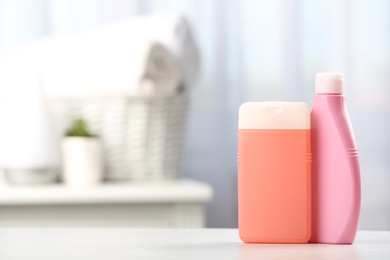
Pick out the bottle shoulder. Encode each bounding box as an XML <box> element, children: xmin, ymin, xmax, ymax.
<box><xmin>311</xmin><ymin>95</ymin><xmax>358</xmax><ymax>150</ymax></box>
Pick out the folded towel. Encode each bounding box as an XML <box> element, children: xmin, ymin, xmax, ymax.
<box><xmin>40</xmin><ymin>21</ymin><xmax>180</xmax><ymax>97</ymax></box>
<box><xmin>0</xmin><ymin>14</ymin><xmax>200</xmax><ymax>97</ymax></box>
<box><xmin>0</xmin><ymin>21</ymin><xmax>184</xmax><ymax>95</ymax></box>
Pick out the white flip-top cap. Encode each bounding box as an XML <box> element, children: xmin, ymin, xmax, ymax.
<box><xmin>315</xmin><ymin>73</ymin><xmax>344</xmax><ymax>94</ymax></box>
<box><xmin>239</xmin><ymin>102</ymin><xmax>310</xmax><ymax>130</ymax></box>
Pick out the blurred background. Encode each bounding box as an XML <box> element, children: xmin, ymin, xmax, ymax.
<box><xmin>0</xmin><ymin>0</ymin><xmax>388</xmax><ymax>230</ymax></box>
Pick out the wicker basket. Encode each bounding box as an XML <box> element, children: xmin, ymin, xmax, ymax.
<box><xmin>49</xmin><ymin>93</ymin><xmax>188</xmax><ymax>181</ymax></box>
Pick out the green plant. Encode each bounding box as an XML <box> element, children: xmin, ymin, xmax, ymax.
<box><xmin>65</xmin><ymin>119</ymin><xmax>96</xmax><ymax>137</ymax></box>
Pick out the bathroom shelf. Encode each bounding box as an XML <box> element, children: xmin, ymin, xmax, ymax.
<box><xmin>0</xmin><ymin>178</ymin><xmax>213</xmax><ymax>228</ymax></box>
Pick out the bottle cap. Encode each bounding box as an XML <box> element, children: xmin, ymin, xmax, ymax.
<box><xmin>315</xmin><ymin>73</ymin><xmax>344</xmax><ymax>94</ymax></box>
<box><xmin>239</xmin><ymin>102</ymin><xmax>310</xmax><ymax>130</ymax></box>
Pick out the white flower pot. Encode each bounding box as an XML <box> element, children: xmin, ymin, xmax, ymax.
<box><xmin>62</xmin><ymin>137</ymin><xmax>103</xmax><ymax>186</ymax></box>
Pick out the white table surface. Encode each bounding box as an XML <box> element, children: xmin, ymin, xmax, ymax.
<box><xmin>0</xmin><ymin>229</ymin><xmax>388</xmax><ymax>259</ymax></box>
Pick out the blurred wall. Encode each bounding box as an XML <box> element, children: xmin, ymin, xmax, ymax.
<box><xmin>0</xmin><ymin>0</ymin><xmax>389</xmax><ymax>230</ymax></box>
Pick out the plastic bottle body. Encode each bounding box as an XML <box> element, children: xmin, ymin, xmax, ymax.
<box><xmin>238</xmin><ymin>129</ymin><xmax>311</xmax><ymax>243</ymax></box>
<box><xmin>310</xmin><ymin>94</ymin><xmax>361</xmax><ymax>244</ymax></box>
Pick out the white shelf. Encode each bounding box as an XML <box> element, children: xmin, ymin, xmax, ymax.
<box><xmin>0</xmin><ymin>178</ymin><xmax>213</xmax><ymax>205</ymax></box>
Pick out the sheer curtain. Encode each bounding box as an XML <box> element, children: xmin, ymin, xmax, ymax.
<box><xmin>0</xmin><ymin>0</ymin><xmax>389</xmax><ymax>229</ymax></box>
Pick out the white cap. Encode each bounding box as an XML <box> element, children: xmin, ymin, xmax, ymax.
<box><xmin>239</xmin><ymin>102</ymin><xmax>310</xmax><ymax>130</ymax></box>
<box><xmin>315</xmin><ymin>73</ymin><xmax>344</xmax><ymax>94</ymax></box>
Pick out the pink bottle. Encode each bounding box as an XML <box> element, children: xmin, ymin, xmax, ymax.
<box><xmin>310</xmin><ymin>73</ymin><xmax>361</xmax><ymax>244</ymax></box>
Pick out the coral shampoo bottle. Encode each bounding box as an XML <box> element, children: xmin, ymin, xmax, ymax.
<box><xmin>310</xmin><ymin>73</ymin><xmax>361</xmax><ymax>244</ymax></box>
<box><xmin>238</xmin><ymin>102</ymin><xmax>311</xmax><ymax>243</ymax></box>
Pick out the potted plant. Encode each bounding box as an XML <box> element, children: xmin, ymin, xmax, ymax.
<box><xmin>62</xmin><ymin>119</ymin><xmax>103</xmax><ymax>186</ymax></box>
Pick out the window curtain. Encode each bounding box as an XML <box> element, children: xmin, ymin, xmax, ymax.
<box><xmin>0</xmin><ymin>0</ymin><xmax>389</xmax><ymax>229</ymax></box>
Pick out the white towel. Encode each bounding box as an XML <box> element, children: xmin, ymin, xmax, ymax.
<box><xmin>0</xmin><ymin>13</ymin><xmax>199</xmax><ymax>97</ymax></box>
<box><xmin>0</xmin><ymin>21</ymin><xmax>182</xmax><ymax>97</ymax></box>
